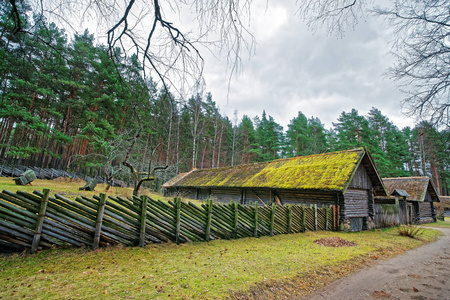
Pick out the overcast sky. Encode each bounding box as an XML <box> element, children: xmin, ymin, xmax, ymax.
<box><xmin>198</xmin><ymin>1</ymin><xmax>416</xmax><ymax>131</ymax></box>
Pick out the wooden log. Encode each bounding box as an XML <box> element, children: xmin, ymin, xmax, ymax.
<box><xmin>0</xmin><ymin>224</ymin><xmax>34</xmax><ymax>243</ymax></box>
<box><xmin>232</xmin><ymin>202</ymin><xmax>239</xmax><ymax>239</ymax></box>
<box><xmin>0</xmin><ymin>233</ymin><xmax>31</xmax><ymax>248</ymax></box>
<box><xmin>175</xmin><ymin>198</ymin><xmax>181</xmax><ymax>244</ymax></box>
<box><xmin>302</xmin><ymin>206</ymin><xmax>306</xmax><ymax>232</ymax></box>
<box><xmin>139</xmin><ymin>196</ymin><xmax>148</xmax><ymax>247</ymax></box>
<box><xmin>42</xmin><ymin>223</ymin><xmax>84</xmax><ymax>246</ymax></box>
<box><xmin>93</xmin><ymin>193</ymin><xmax>107</xmax><ymax>250</ymax></box>
<box><xmin>105</xmin><ymin>199</ymin><xmax>140</xmax><ymax>221</ymax></box>
<box><xmin>270</xmin><ymin>203</ymin><xmax>276</xmax><ymax>236</ymax></box>
<box><xmin>31</xmin><ymin>188</ymin><xmax>50</xmax><ymax>254</ymax></box>
<box><xmin>0</xmin><ymin>209</ymin><xmax>36</xmax><ymax>229</ymax></box>
<box><xmin>314</xmin><ymin>204</ymin><xmax>318</xmax><ymax>231</ymax></box>
<box><xmin>1</xmin><ymin>191</ymin><xmax>39</xmax><ymax>211</ymax></box>
<box><xmin>0</xmin><ymin>198</ymin><xmax>38</xmax><ymax>221</ymax></box>
<box><xmin>0</xmin><ymin>238</ymin><xmax>27</xmax><ymax>252</ymax></box>
<box><xmin>43</xmin><ymin>218</ymin><xmax>92</xmax><ymax>244</ymax></box>
<box><xmin>287</xmin><ymin>205</ymin><xmax>292</xmax><ymax>234</ymax></box>
<box><xmin>0</xmin><ymin>220</ymin><xmax>35</xmax><ymax>240</ymax></box>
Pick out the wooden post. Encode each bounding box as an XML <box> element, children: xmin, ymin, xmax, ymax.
<box><xmin>314</xmin><ymin>204</ymin><xmax>318</xmax><ymax>231</ymax></box>
<box><xmin>233</xmin><ymin>201</ymin><xmax>239</xmax><ymax>239</ymax></box>
<box><xmin>331</xmin><ymin>205</ymin><xmax>336</xmax><ymax>231</ymax></box>
<box><xmin>287</xmin><ymin>205</ymin><xmax>292</xmax><ymax>234</ymax></box>
<box><xmin>302</xmin><ymin>205</ymin><xmax>306</xmax><ymax>232</ymax></box>
<box><xmin>270</xmin><ymin>203</ymin><xmax>276</xmax><ymax>236</ymax></box>
<box><xmin>139</xmin><ymin>196</ymin><xmax>148</xmax><ymax>247</ymax></box>
<box><xmin>93</xmin><ymin>193</ymin><xmax>107</xmax><ymax>250</ymax></box>
<box><xmin>205</xmin><ymin>199</ymin><xmax>212</xmax><ymax>241</ymax></box>
<box><xmin>175</xmin><ymin>198</ymin><xmax>182</xmax><ymax>244</ymax></box>
<box><xmin>337</xmin><ymin>205</ymin><xmax>340</xmax><ymax>231</ymax></box>
<box><xmin>31</xmin><ymin>188</ymin><xmax>50</xmax><ymax>254</ymax></box>
<box><xmin>254</xmin><ymin>202</ymin><xmax>258</xmax><ymax>237</ymax></box>
<box><xmin>325</xmin><ymin>207</ymin><xmax>329</xmax><ymax>231</ymax></box>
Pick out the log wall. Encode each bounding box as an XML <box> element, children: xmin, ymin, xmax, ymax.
<box><xmin>348</xmin><ymin>164</ymin><xmax>372</xmax><ymax>189</ymax></box>
<box><xmin>342</xmin><ymin>189</ymin><xmax>369</xmax><ymax>218</ymax></box>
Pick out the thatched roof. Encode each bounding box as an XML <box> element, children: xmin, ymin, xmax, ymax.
<box><xmin>164</xmin><ymin>148</ymin><xmax>386</xmax><ymax>195</ymax></box>
<box><xmin>382</xmin><ymin>177</ymin><xmax>440</xmax><ymax>202</ymax></box>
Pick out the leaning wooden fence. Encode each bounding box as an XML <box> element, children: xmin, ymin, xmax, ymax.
<box><xmin>0</xmin><ymin>189</ymin><xmax>339</xmax><ymax>253</ymax></box>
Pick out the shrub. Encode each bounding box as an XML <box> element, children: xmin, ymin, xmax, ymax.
<box><xmin>397</xmin><ymin>224</ymin><xmax>424</xmax><ymax>238</ymax></box>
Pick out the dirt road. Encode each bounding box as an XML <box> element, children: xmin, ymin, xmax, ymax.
<box><xmin>305</xmin><ymin>228</ymin><xmax>450</xmax><ymax>300</ymax></box>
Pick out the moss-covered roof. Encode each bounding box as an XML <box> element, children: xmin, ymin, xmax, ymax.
<box><xmin>382</xmin><ymin>177</ymin><xmax>440</xmax><ymax>202</ymax></box>
<box><xmin>164</xmin><ymin>148</ymin><xmax>373</xmax><ymax>192</ymax></box>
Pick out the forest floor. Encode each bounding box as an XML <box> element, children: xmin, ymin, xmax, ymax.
<box><xmin>303</xmin><ymin>226</ymin><xmax>450</xmax><ymax>300</ymax></box>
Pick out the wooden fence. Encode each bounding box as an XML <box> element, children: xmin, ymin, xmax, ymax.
<box><xmin>0</xmin><ymin>189</ymin><xmax>339</xmax><ymax>253</ymax></box>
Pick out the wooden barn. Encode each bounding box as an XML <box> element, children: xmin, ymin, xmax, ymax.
<box><xmin>163</xmin><ymin>148</ymin><xmax>387</xmax><ymax>231</ymax></box>
<box><xmin>380</xmin><ymin>177</ymin><xmax>440</xmax><ymax>224</ymax></box>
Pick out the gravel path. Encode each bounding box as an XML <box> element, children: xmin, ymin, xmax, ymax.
<box><xmin>304</xmin><ymin>228</ymin><xmax>450</xmax><ymax>300</ymax></box>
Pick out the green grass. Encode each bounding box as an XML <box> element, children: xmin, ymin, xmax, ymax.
<box><xmin>421</xmin><ymin>217</ymin><xmax>450</xmax><ymax>229</ymax></box>
<box><xmin>0</xmin><ymin>177</ymin><xmax>204</xmax><ymax>205</ymax></box>
<box><xmin>0</xmin><ymin>228</ymin><xmax>441</xmax><ymax>299</ymax></box>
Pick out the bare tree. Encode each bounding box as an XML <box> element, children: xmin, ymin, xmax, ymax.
<box><xmin>376</xmin><ymin>0</ymin><xmax>450</xmax><ymax>129</ymax></box>
<box><xmin>297</xmin><ymin>0</ymin><xmax>450</xmax><ymax>128</ymax></box>
<box><xmin>6</xmin><ymin>0</ymin><xmax>256</xmax><ymax>96</ymax></box>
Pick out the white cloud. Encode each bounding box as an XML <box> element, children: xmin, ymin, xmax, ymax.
<box><xmin>201</xmin><ymin>2</ymin><xmax>416</xmax><ymax>131</ymax></box>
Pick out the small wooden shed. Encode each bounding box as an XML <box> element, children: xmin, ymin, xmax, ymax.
<box><xmin>163</xmin><ymin>148</ymin><xmax>387</xmax><ymax>231</ymax></box>
<box><xmin>381</xmin><ymin>177</ymin><xmax>440</xmax><ymax>224</ymax></box>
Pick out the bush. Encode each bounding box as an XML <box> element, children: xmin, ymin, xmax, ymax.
<box><xmin>397</xmin><ymin>224</ymin><xmax>424</xmax><ymax>238</ymax></box>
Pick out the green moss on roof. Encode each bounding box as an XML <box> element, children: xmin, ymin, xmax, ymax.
<box><xmin>166</xmin><ymin>149</ymin><xmax>365</xmax><ymax>191</ymax></box>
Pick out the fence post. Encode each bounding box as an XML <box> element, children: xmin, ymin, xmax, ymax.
<box><xmin>287</xmin><ymin>205</ymin><xmax>292</xmax><ymax>234</ymax></box>
<box><xmin>314</xmin><ymin>204</ymin><xmax>318</xmax><ymax>231</ymax></box>
<box><xmin>175</xmin><ymin>198</ymin><xmax>182</xmax><ymax>244</ymax></box>
<box><xmin>233</xmin><ymin>201</ymin><xmax>239</xmax><ymax>239</ymax></box>
<box><xmin>139</xmin><ymin>196</ymin><xmax>148</xmax><ymax>247</ymax></box>
<box><xmin>270</xmin><ymin>203</ymin><xmax>276</xmax><ymax>236</ymax></box>
<box><xmin>93</xmin><ymin>193</ymin><xmax>107</xmax><ymax>250</ymax></box>
<box><xmin>337</xmin><ymin>205</ymin><xmax>340</xmax><ymax>231</ymax></box>
<box><xmin>254</xmin><ymin>202</ymin><xmax>258</xmax><ymax>237</ymax></box>
<box><xmin>325</xmin><ymin>207</ymin><xmax>329</xmax><ymax>231</ymax></box>
<box><xmin>31</xmin><ymin>188</ymin><xmax>50</xmax><ymax>254</ymax></box>
<box><xmin>302</xmin><ymin>205</ymin><xmax>306</xmax><ymax>232</ymax></box>
<box><xmin>205</xmin><ymin>199</ymin><xmax>212</xmax><ymax>242</ymax></box>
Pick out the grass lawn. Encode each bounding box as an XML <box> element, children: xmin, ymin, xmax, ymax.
<box><xmin>0</xmin><ymin>227</ymin><xmax>441</xmax><ymax>299</ymax></box>
<box><xmin>0</xmin><ymin>178</ymin><xmax>447</xmax><ymax>299</ymax></box>
<box><xmin>0</xmin><ymin>177</ymin><xmax>199</xmax><ymax>204</ymax></box>
<box><xmin>422</xmin><ymin>216</ymin><xmax>450</xmax><ymax>229</ymax></box>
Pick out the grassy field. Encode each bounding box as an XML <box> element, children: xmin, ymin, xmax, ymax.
<box><xmin>0</xmin><ymin>227</ymin><xmax>442</xmax><ymax>299</ymax></box>
<box><xmin>0</xmin><ymin>177</ymin><xmax>179</xmax><ymax>203</ymax></box>
<box><xmin>422</xmin><ymin>216</ymin><xmax>450</xmax><ymax>228</ymax></box>
<box><xmin>0</xmin><ymin>178</ymin><xmax>447</xmax><ymax>299</ymax></box>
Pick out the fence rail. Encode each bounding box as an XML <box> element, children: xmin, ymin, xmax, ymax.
<box><xmin>0</xmin><ymin>189</ymin><xmax>339</xmax><ymax>253</ymax></box>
